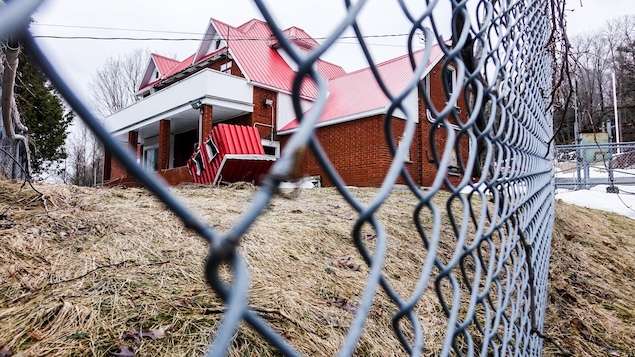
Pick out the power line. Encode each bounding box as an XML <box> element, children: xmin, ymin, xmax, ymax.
<box><xmin>32</xmin><ymin>22</ymin><xmax>410</xmax><ymax>40</ymax></box>
<box><xmin>31</xmin><ymin>23</ymin><xmax>204</xmax><ymax>36</ymax></box>
<box><xmin>30</xmin><ymin>23</ymin><xmax>411</xmax><ymax>42</ymax></box>
<box><xmin>32</xmin><ymin>35</ymin><xmax>201</xmax><ymax>41</ymax></box>
<box><xmin>31</xmin><ymin>35</ymin><xmax>413</xmax><ymax>48</ymax></box>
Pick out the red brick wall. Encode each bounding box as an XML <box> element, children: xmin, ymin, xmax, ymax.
<box><xmin>110</xmin><ymin>157</ymin><xmax>127</xmax><ymax>181</ymax></box>
<box><xmin>103</xmin><ymin>149</ymin><xmax>112</xmax><ymax>181</ymax></box>
<box><xmin>201</xmin><ymin>105</ymin><xmax>213</xmax><ymax>142</ymax></box>
<box><xmin>277</xmin><ymin>61</ymin><xmax>473</xmax><ymax>188</ymax></box>
<box><xmin>225</xmin><ymin>87</ymin><xmax>277</xmax><ymax>141</ymax></box>
<box><xmin>158</xmin><ymin>120</ymin><xmax>171</xmax><ymax>170</ymax></box>
<box><xmin>280</xmin><ymin>115</ymin><xmax>418</xmax><ymax>187</ymax></box>
<box><xmin>418</xmin><ymin>63</ymin><xmax>471</xmax><ymax>188</ymax></box>
<box><xmin>209</xmin><ymin>58</ymin><xmax>245</xmax><ymax>78</ymax></box>
<box><xmin>108</xmin><ymin>147</ymin><xmax>135</xmax><ymax>181</ymax></box>
<box><xmin>158</xmin><ymin>166</ymin><xmax>194</xmax><ymax>185</ymax></box>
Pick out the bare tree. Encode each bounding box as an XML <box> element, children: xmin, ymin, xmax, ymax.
<box><xmin>560</xmin><ymin>15</ymin><xmax>635</xmax><ymax>143</ymax></box>
<box><xmin>68</xmin><ymin>48</ymin><xmax>151</xmax><ymax>186</ymax></box>
<box><xmin>89</xmin><ymin>48</ymin><xmax>150</xmax><ymax>117</ymax></box>
<box><xmin>64</xmin><ymin>117</ymin><xmax>103</xmax><ymax>186</ymax></box>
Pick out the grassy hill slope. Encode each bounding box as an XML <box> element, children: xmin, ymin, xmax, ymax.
<box><xmin>0</xmin><ymin>181</ymin><xmax>633</xmax><ymax>356</ymax></box>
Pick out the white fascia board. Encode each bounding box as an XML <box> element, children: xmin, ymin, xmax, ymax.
<box><xmin>212</xmin><ymin>154</ymin><xmax>276</xmax><ymax>185</ymax></box>
<box><xmin>138</xmin><ymin>57</ymin><xmax>157</xmax><ymax>91</ymax></box>
<box><xmin>226</xmin><ymin>47</ymin><xmax>251</xmax><ymax>82</ymax></box>
<box><xmin>194</xmin><ymin>20</ymin><xmax>218</xmax><ymax>64</ymax></box>
<box><xmin>250</xmin><ymin>81</ymin><xmax>316</xmax><ymax>102</ymax></box>
<box><xmin>277</xmin><ymin>107</ymin><xmax>387</xmax><ymax>135</ymax></box>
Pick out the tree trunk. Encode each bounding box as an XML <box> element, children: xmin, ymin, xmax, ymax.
<box><xmin>0</xmin><ymin>44</ymin><xmax>29</xmax><ymax>181</ymax></box>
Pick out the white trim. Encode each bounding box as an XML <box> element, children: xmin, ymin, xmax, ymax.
<box><xmin>445</xmin><ymin>66</ymin><xmax>457</xmax><ymax>95</ymax></box>
<box><xmin>278</xmin><ymin>107</ymin><xmax>387</xmax><ymax>135</ymax></box>
<box><xmin>261</xmin><ymin>139</ymin><xmax>280</xmax><ymax>158</ymax></box>
<box><xmin>193</xmin><ymin>151</ymin><xmax>205</xmax><ymax>176</ymax></box>
<box><xmin>143</xmin><ymin>145</ymin><xmax>159</xmax><ymax>171</ymax></box>
<box><xmin>195</xmin><ymin>20</ymin><xmax>219</xmax><ymax>64</ymax></box>
<box><xmin>250</xmin><ymin>81</ymin><xmax>316</xmax><ymax>102</ymax></box>
<box><xmin>213</xmin><ymin>154</ymin><xmax>277</xmax><ymax>185</ymax></box>
<box><xmin>205</xmin><ymin>137</ymin><xmax>219</xmax><ymax>161</ymax></box>
<box><xmin>278</xmin><ymin>50</ymin><xmax>445</xmax><ymax>135</ymax></box>
<box><xmin>426</xmin><ymin>109</ymin><xmax>461</xmax><ymax>131</ymax></box>
<box><xmin>226</xmin><ymin>47</ymin><xmax>251</xmax><ymax>82</ymax></box>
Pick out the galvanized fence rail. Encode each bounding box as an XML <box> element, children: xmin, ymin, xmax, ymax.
<box><xmin>555</xmin><ymin>142</ymin><xmax>635</xmax><ymax>191</ymax></box>
<box><xmin>3</xmin><ymin>0</ymin><xmax>558</xmax><ymax>355</ymax></box>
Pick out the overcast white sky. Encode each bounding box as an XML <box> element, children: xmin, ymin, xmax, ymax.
<box><xmin>28</xmin><ymin>0</ymin><xmax>634</xmax><ymax>106</ymax></box>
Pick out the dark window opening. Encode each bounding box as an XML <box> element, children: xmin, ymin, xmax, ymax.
<box><xmin>263</xmin><ymin>145</ymin><xmax>277</xmax><ymax>156</ymax></box>
<box><xmin>206</xmin><ymin>138</ymin><xmax>219</xmax><ymax>161</ymax></box>
<box><xmin>444</xmin><ymin>67</ymin><xmax>456</xmax><ymax>95</ymax></box>
<box><xmin>194</xmin><ymin>152</ymin><xmax>205</xmax><ymax>175</ymax></box>
<box><xmin>174</xmin><ymin>128</ymin><xmax>198</xmax><ymax>167</ymax></box>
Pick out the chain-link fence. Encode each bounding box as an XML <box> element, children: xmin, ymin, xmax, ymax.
<box><xmin>3</xmin><ymin>0</ymin><xmax>559</xmax><ymax>355</ymax></box>
<box><xmin>555</xmin><ymin>142</ymin><xmax>635</xmax><ymax>191</ymax></box>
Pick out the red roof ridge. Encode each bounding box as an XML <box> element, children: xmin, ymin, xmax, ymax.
<box><xmin>236</xmin><ymin>18</ymin><xmax>266</xmax><ymax>34</ymax></box>
<box><xmin>152</xmin><ymin>53</ymin><xmax>179</xmax><ymax>62</ymax></box>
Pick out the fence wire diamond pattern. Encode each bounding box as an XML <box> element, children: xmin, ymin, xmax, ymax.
<box><xmin>4</xmin><ymin>0</ymin><xmax>557</xmax><ymax>355</ymax></box>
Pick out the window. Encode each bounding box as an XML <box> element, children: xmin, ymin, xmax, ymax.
<box><xmin>215</xmin><ymin>39</ymin><xmax>221</xmax><ymax>49</ymax></box>
<box><xmin>205</xmin><ymin>138</ymin><xmax>219</xmax><ymax>161</ymax></box>
<box><xmin>448</xmin><ymin>147</ymin><xmax>461</xmax><ymax>176</ymax></box>
<box><xmin>444</xmin><ymin>66</ymin><xmax>456</xmax><ymax>95</ymax></box>
<box><xmin>193</xmin><ymin>152</ymin><xmax>205</xmax><ymax>175</ymax></box>
<box><xmin>398</xmin><ymin>137</ymin><xmax>411</xmax><ymax>162</ymax></box>
<box><xmin>144</xmin><ymin>147</ymin><xmax>158</xmax><ymax>171</ymax></box>
<box><xmin>220</xmin><ymin>61</ymin><xmax>232</xmax><ymax>74</ymax></box>
<box><xmin>262</xmin><ymin>140</ymin><xmax>280</xmax><ymax>158</ymax></box>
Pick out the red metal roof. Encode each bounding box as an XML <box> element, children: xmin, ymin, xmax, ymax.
<box><xmin>163</xmin><ymin>54</ymin><xmax>195</xmax><ymax>78</ymax></box>
<box><xmin>279</xmin><ymin>44</ymin><xmax>445</xmax><ymax>132</ymax></box>
<box><xmin>270</xmin><ymin>27</ymin><xmax>320</xmax><ymax>50</ymax></box>
<box><xmin>139</xmin><ymin>18</ymin><xmax>345</xmax><ymax>98</ymax></box>
<box><xmin>212</xmin><ymin>18</ymin><xmax>322</xmax><ymax>98</ymax></box>
<box><xmin>152</xmin><ymin>53</ymin><xmax>180</xmax><ymax>76</ymax></box>
<box><xmin>316</xmin><ymin>59</ymin><xmax>347</xmax><ymax>80</ymax></box>
<box><xmin>188</xmin><ymin>124</ymin><xmax>275</xmax><ymax>185</ymax></box>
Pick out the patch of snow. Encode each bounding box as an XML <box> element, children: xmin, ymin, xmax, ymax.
<box><xmin>555</xmin><ymin>185</ymin><xmax>635</xmax><ymax>220</ymax></box>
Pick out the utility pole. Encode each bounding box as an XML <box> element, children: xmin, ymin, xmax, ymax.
<box><xmin>611</xmin><ymin>71</ymin><xmax>621</xmax><ymax>154</ymax></box>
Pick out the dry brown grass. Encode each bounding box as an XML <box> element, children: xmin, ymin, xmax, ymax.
<box><xmin>1</xmin><ymin>180</ymin><xmax>634</xmax><ymax>356</ymax></box>
<box><xmin>545</xmin><ymin>198</ymin><xmax>635</xmax><ymax>356</ymax></box>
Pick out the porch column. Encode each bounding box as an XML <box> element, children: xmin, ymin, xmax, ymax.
<box><xmin>103</xmin><ymin>148</ymin><xmax>112</xmax><ymax>181</ymax></box>
<box><xmin>127</xmin><ymin>131</ymin><xmax>139</xmax><ymax>174</ymax></box>
<box><xmin>127</xmin><ymin>131</ymin><xmax>139</xmax><ymax>155</ymax></box>
<box><xmin>200</xmin><ymin>105</ymin><xmax>213</xmax><ymax>144</ymax></box>
<box><xmin>158</xmin><ymin>119</ymin><xmax>171</xmax><ymax>170</ymax></box>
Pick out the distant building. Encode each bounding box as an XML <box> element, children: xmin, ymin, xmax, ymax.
<box><xmin>103</xmin><ymin>18</ymin><xmax>470</xmax><ymax>187</ymax></box>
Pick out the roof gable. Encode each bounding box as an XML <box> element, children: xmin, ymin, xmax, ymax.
<box><xmin>138</xmin><ymin>53</ymin><xmax>181</xmax><ymax>92</ymax></box>
<box><xmin>141</xmin><ymin>18</ymin><xmax>347</xmax><ymax>98</ymax></box>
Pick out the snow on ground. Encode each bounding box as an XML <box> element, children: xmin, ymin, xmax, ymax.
<box><xmin>556</xmin><ymin>185</ymin><xmax>635</xmax><ymax>220</ymax></box>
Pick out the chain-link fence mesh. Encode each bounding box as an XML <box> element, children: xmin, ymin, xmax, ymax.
<box><xmin>3</xmin><ymin>0</ymin><xmax>559</xmax><ymax>355</ymax></box>
<box><xmin>555</xmin><ymin>142</ymin><xmax>635</xmax><ymax>191</ymax></box>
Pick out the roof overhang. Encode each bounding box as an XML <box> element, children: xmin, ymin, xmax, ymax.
<box><xmin>105</xmin><ymin>69</ymin><xmax>254</xmax><ymax>137</ymax></box>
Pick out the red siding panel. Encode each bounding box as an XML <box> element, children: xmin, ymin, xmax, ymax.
<box><xmin>188</xmin><ymin>124</ymin><xmax>274</xmax><ymax>185</ymax></box>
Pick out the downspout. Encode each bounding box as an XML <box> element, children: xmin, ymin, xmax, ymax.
<box><xmin>254</xmin><ymin>98</ymin><xmax>275</xmax><ymax>142</ymax></box>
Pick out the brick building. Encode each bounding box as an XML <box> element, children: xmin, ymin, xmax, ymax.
<box><xmin>103</xmin><ymin>17</ymin><xmax>470</xmax><ymax>187</ymax></box>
